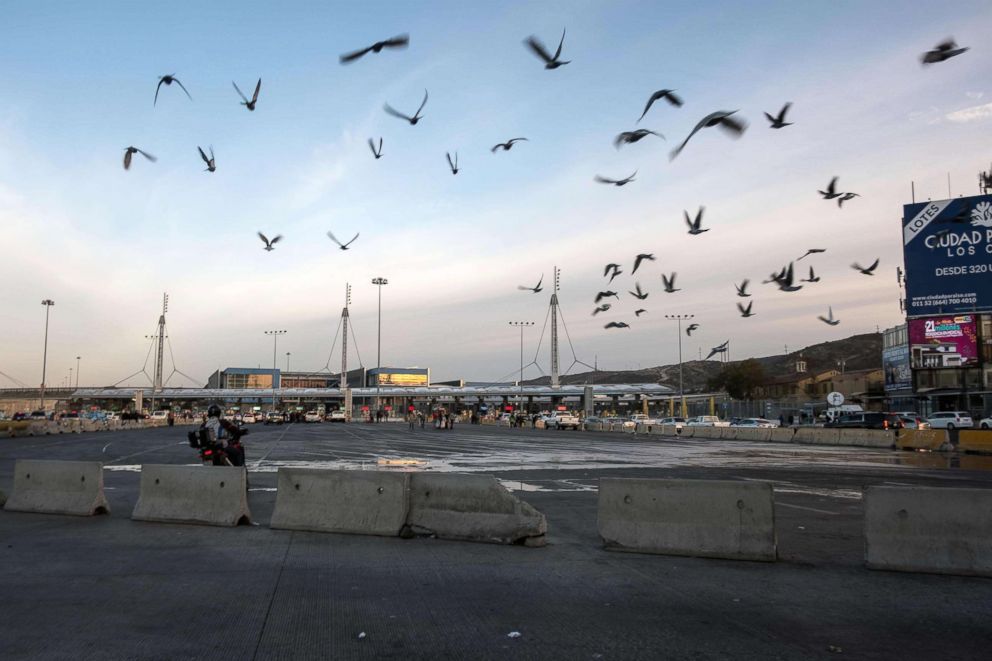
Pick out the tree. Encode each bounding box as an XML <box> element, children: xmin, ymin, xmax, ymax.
<box><xmin>706</xmin><ymin>359</ymin><xmax>766</xmax><ymax>400</ymax></box>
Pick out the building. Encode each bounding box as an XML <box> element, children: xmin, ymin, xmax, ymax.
<box><xmin>882</xmin><ymin>324</ymin><xmax>915</xmax><ymax>411</ymax></box>
<box><xmin>205</xmin><ymin>367</ymin><xmax>367</xmax><ymax>390</ymax></box>
<box><xmin>366</xmin><ymin>367</ymin><xmax>429</xmax><ymax>387</ymax></box>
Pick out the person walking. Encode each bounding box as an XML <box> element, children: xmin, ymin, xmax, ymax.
<box><xmin>408</xmin><ymin>410</ymin><xmax>416</xmax><ymax>431</ymax></box>
<box><xmin>419</xmin><ymin>410</ymin><xmax>425</xmax><ymax>429</ymax></box>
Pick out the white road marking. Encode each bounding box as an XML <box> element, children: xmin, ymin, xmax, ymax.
<box><xmin>776</xmin><ymin>502</ymin><xmax>839</xmax><ymax>516</ymax></box>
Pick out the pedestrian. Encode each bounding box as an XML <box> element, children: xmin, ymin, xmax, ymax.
<box><xmin>419</xmin><ymin>411</ymin><xmax>425</xmax><ymax>429</ymax></box>
<box><xmin>408</xmin><ymin>411</ymin><xmax>416</xmax><ymax>431</ymax></box>
<box><xmin>449</xmin><ymin>412</ymin><xmax>455</xmax><ymax>430</ymax></box>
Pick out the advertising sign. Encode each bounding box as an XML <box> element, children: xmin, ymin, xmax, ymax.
<box><xmin>907</xmin><ymin>315</ymin><xmax>979</xmax><ymax>368</ymax></box>
<box><xmin>902</xmin><ymin>194</ymin><xmax>992</xmax><ymax>316</ymax></box>
<box><xmin>882</xmin><ymin>345</ymin><xmax>911</xmax><ymax>391</ymax></box>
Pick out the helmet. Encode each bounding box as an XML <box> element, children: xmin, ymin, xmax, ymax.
<box><xmin>207</xmin><ymin>404</ymin><xmax>222</xmax><ymax>418</ymax></box>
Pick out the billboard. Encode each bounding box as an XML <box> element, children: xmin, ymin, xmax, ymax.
<box><xmin>882</xmin><ymin>345</ymin><xmax>911</xmax><ymax>391</ymax></box>
<box><xmin>902</xmin><ymin>194</ymin><xmax>992</xmax><ymax>316</ymax></box>
<box><xmin>907</xmin><ymin>315</ymin><xmax>979</xmax><ymax>368</ymax></box>
<box><xmin>375</xmin><ymin>372</ymin><xmax>428</xmax><ymax>386</ymax></box>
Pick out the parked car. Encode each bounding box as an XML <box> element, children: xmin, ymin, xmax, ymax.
<box><xmin>926</xmin><ymin>411</ymin><xmax>973</xmax><ymax>430</ymax></box>
<box><xmin>657</xmin><ymin>417</ymin><xmax>686</xmax><ymax>429</ymax></box>
<box><xmin>264</xmin><ymin>411</ymin><xmax>285</xmax><ymax>425</ymax></box>
<box><xmin>241</xmin><ymin>413</ymin><xmax>257</xmax><ymax>424</ymax></box>
<box><xmin>686</xmin><ymin>416</ymin><xmax>730</xmax><ymax>427</ymax></box>
<box><xmin>327</xmin><ymin>410</ymin><xmax>347</xmax><ymax>423</ymax></box>
<box><xmin>825</xmin><ymin>412</ymin><xmax>904</xmax><ymax>430</ymax></box>
<box><xmin>899</xmin><ymin>416</ymin><xmax>931</xmax><ymax>430</ymax></box>
<box><xmin>582</xmin><ymin>415</ymin><xmax>604</xmax><ymax>425</ymax></box>
<box><xmin>979</xmin><ymin>416</ymin><xmax>991</xmax><ymax>430</ymax></box>
<box><xmin>304</xmin><ymin>411</ymin><xmax>322</xmax><ymax>423</ymax></box>
<box><xmin>29</xmin><ymin>411</ymin><xmax>49</xmax><ymax>421</ymax></box>
<box><xmin>733</xmin><ymin>418</ymin><xmax>776</xmax><ymax>428</ymax></box>
<box><xmin>546</xmin><ymin>412</ymin><xmax>580</xmax><ymax>430</ymax></box>
<box><xmin>150</xmin><ymin>410</ymin><xmax>169</xmax><ymax>421</ymax></box>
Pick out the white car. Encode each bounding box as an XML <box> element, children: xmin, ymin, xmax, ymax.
<box><xmin>150</xmin><ymin>410</ymin><xmax>169</xmax><ymax>421</ymax></box>
<box><xmin>926</xmin><ymin>411</ymin><xmax>973</xmax><ymax>430</ymax></box>
<box><xmin>327</xmin><ymin>410</ymin><xmax>347</xmax><ymax>423</ymax></box>
<box><xmin>733</xmin><ymin>418</ymin><xmax>777</xmax><ymax>428</ymax></box>
<box><xmin>686</xmin><ymin>416</ymin><xmax>730</xmax><ymax>427</ymax></box>
<box><xmin>546</xmin><ymin>412</ymin><xmax>580</xmax><ymax>430</ymax></box>
<box><xmin>304</xmin><ymin>411</ymin><xmax>322</xmax><ymax>423</ymax></box>
<box><xmin>978</xmin><ymin>417</ymin><xmax>991</xmax><ymax>430</ymax></box>
<box><xmin>657</xmin><ymin>417</ymin><xmax>686</xmax><ymax>429</ymax></box>
<box><xmin>242</xmin><ymin>413</ymin><xmax>257</xmax><ymax>424</ymax></box>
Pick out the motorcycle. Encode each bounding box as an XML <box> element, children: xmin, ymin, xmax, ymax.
<box><xmin>187</xmin><ymin>424</ymin><xmax>248</xmax><ymax>466</ymax></box>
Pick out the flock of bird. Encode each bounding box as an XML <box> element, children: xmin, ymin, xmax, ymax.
<box><xmin>122</xmin><ymin>29</ymin><xmax>970</xmax><ymax>359</ymax></box>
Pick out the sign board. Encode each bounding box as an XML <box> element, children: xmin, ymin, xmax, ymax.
<box><xmin>827</xmin><ymin>392</ymin><xmax>844</xmax><ymax>406</ymax></box>
<box><xmin>504</xmin><ymin>405</ymin><xmax>514</xmax><ymax>412</ymax></box>
<box><xmin>902</xmin><ymin>194</ymin><xmax>992</xmax><ymax>316</ymax></box>
<box><xmin>556</xmin><ymin>405</ymin><xmax>567</xmax><ymax>411</ymax></box>
<box><xmin>384</xmin><ymin>406</ymin><xmax>392</xmax><ymax>411</ymax></box>
<box><xmin>908</xmin><ymin>315</ymin><xmax>979</xmax><ymax>368</ymax></box>
<box><xmin>883</xmin><ymin>344</ymin><xmax>912</xmax><ymax>391</ymax></box>
<box><xmin>361</xmin><ymin>405</ymin><xmax>369</xmax><ymax>412</ymax></box>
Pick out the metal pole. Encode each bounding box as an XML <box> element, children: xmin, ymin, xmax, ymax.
<box><xmin>75</xmin><ymin>356</ymin><xmax>80</xmax><ymax>389</ymax></box>
<box><xmin>40</xmin><ymin>300</ymin><xmax>54</xmax><ymax>411</ymax></box>
<box><xmin>508</xmin><ymin>321</ymin><xmax>534</xmax><ymax>412</ymax></box>
<box><xmin>372</xmin><ymin>278</ymin><xmax>388</xmax><ymax>417</ymax></box>
<box><xmin>666</xmin><ymin>313</ymin><xmax>693</xmax><ymax>418</ymax></box>
<box><xmin>286</xmin><ymin>352</ymin><xmax>291</xmax><ymax>372</ymax></box>
<box><xmin>264</xmin><ymin>330</ymin><xmax>287</xmax><ymax>412</ymax></box>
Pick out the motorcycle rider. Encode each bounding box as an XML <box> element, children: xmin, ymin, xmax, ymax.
<box><xmin>201</xmin><ymin>404</ymin><xmax>245</xmax><ymax>466</ymax></box>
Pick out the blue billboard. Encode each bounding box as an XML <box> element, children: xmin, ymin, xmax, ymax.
<box><xmin>882</xmin><ymin>344</ymin><xmax>911</xmax><ymax>392</ymax></box>
<box><xmin>902</xmin><ymin>194</ymin><xmax>992</xmax><ymax>317</ymax></box>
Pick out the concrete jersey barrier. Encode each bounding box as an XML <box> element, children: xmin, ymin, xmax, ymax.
<box><xmin>838</xmin><ymin>429</ymin><xmax>895</xmax><ymax>448</ymax></box>
<box><xmin>132</xmin><ymin>464</ymin><xmax>251</xmax><ymax>527</ymax></box>
<box><xmin>407</xmin><ymin>473</ymin><xmax>547</xmax><ymax>546</ymax></box>
<box><xmin>957</xmin><ymin>430</ymin><xmax>992</xmax><ymax>454</ymax></box>
<box><xmin>3</xmin><ymin>460</ymin><xmax>109</xmax><ymax>516</ymax></box>
<box><xmin>270</xmin><ymin>468</ymin><xmax>409</xmax><ymax>536</ymax></box>
<box><xmin>895</xmin><ymin>429</ymin><xmax>948</xmax><ymax>451</ymax></box>
<box><xmin>597</xmin><ymin>478</ymin><xmax>776</xmax><ymax>561</ymax></box>
<box><xmin>865</xmin><ymin>485</ymin><xmax>992</xmax><ymax>577</ymax></box>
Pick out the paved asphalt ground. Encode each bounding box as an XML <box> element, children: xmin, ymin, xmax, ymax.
<box><xmin>1</xmin><ymin>422</ymin><xmax>991</xmax><ymax>660</ymax></box>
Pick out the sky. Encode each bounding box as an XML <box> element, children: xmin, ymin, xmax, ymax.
<box><xmin>0</xmin><ymin>0</ymin><xmax>989</xmax><ymax>388</ymax></box>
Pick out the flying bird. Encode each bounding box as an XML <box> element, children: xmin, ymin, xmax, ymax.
<box><xmin>197</xmin><ymin>146</ymin><xmax>216</xmax><ymax>172</ymax></box>
<box><xmin>446</xmin><ymin>151</ymin><xmax>459</xmax><ymax>174</ymax></box>
<box><xmin>383</xmin><ymin>89</ymin><xmax>428</xmax><ymax>125</ymax></box>
<box><xmin>632</xmin><ymin>253</ymin><xmax>655</xmax><ymax>274</ymax></box>
<box><xmin>735</xmin><ymin>279</ymin><xmax>751</xmax><ymax>297</ymax></box>
<box><xmin>686</xmin><ymin>323</ymin><xmax>699</xmax><ymax>336</ymax></box>
<box><xmin>685</xmin><ymin>207</ymin><xmax>708</xmax><ymax>235</ymax></box>
<box><xmin>604</xmin><ymin>263</ymin><xmax>622</xmax><ymax>280</ymax></box>
<box><xmin>327</xmin><ymin>231</ymin><xmax>360</xmax><ymax>250</ymax></box>
<box><xmin>661</xmin><ymin>272</ymin><xmax>680</xmax><ymax>293</ymax></box>
<box><xmin>763</xmin><ymin>265</ymin><xmax>788</xmax><ymax>285</ymax></box>
<box><xmin>604</xmin><ymin>322</ymin><xmax>629</xmax><ymax>329</ymax></box>
<box><xmin>764</xmin><ymin>103</ymin><xmax>793</xmax><ymax>129</ymax></box>
<box><xmin>524</xmin><ymin>28</ymin><xmax>570</xmax><ymax>69</ymax></box>
<box><xmin>637</xmin><ymin>89</ymin><xmax>683</xmax><ymax>122</ymax></box>
<box><xmin>154</xmin><ymin>75</ymin><xmax>191</xmax><ymax>105</ymax></box>
<box><xmin>339</xmin><ymin>34</ymin><xmax>410</xmax><ymax>64</ymax></box>
<box><xmin>368</xmin><ymin>138</ymin><xmax>383</xmax><ymax>159</ymax></box>
<box><xmin>819</xmin><ymin>176</ymin><xmax>842</xmax><ymax>200</ymax></box>
<box><xmin>595</xmin><ymin>291</ymin><xmax>619</xmax><ymax>303</ymax></box>
<box><xmin>594</xmin><ymin>171</ymin><xmax>637</xmax><ymax>186</ymax></box>
<box><xmin>670</xmin><ymin>110</ymin><xmax>747</xmax><ymax>160</ymax></box>
<box><xmin>614</xmin><ymin>129</ymin><xmax>663</xmax><ymax>149</ymax></box>
<box><xmin>797</xmin><ymin>248</ymin><xmax>826</xmax><ymax>261</ymax></box>
<box><xmin>737</xmin><ymin>301</ymin><xmax>755</xmax><ymax>317</ymax></box>
<box><xmin>518</xmin><ymin>275</ymin><xmax>544</xmax><ymax>293</ymax></box>
<box><xmin>635</xmin><ymin>309</ymin><xmax>647</xmax><ymax>317</ymax></box>
<box><xmin>492</xmin><ymin>138</ymin><xmax>528</xmax><ymax>152</ymax></box>
<box><xmin>837</xmin><ymin>192</ymin><xmax>860</xmax><ymax>208</ymax></box>
<box><xmin>705</xmin><ymin>341</ymin><xmax>729</xmax><ymax>360</ymax></box>
<box><xmin>818</xmin><ymin>306</ymin><xmax>840</xmax><ymax>326</ymax></box>
<box><xmin>258</xmin><ymin>232</ymin><xmax>282</xmax><ymax>252</ymax></box>
<box><xmin>123</xmin><ymin>147</ymin><xmax>156</xmax><ymax>170</ymax></box>
<box><xmin>592</xmin><ymin>303</ymin><xmax>611</xmax><ymax>316</ymax></box>
<box><xmin>801</xmin><ymin>266</ymin><xmax>820</xmax><ymax>283</ymax></box>
<box><xmin>629</xmin><ymin>283</ymin><xmax>649</xmax><ymax>300</ymax></box>
<box><xmin>232</xmin><ymin>78</ymin><xmax>261</xmax><ymax>111</ymax></box>
<box><xmin>776</xmin><ymin>262</ymin><xmax>803</xmax><ymax>292</ymax></box>
<box><xmin>852</xmin><ymin>259</ymin><xmax>880</xmax><ymax>275</ymax></box>
<box><xmin>921</xmin><ymin>38</ymin><xmax>968</xmax><ymax>65</ymax></box>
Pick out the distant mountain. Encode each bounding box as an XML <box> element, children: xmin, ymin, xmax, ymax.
<box><xmin>522</xmin><ymin>332</ymin><xmax>882</xmax><ymax>392</ymax></box>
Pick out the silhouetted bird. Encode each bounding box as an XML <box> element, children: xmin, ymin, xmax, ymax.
<box><xmin>614</xmin><ymin>129</ymin><xmax>663</xmax><ymax>149</ymax></box>
<box><xmin>735</xmin><ymin>279</ymin><xmax>751</xmax><ymax>297</ymax></box>
<box><xmin>637</xmin><ymin>89</ymin><xmax>683</xmax><ymax>123</ymax></box>
<box><xmin>592</xmin><ymin>303</ymin><xmax>611</xmax><ymax>316</ymax></box>
<box><xmin>737</xmin><ymin>301</ymin><xmax>755</xmax><ymax>317</ymax></box>
<box><xmin>339</xmin><ymin>34</ymin><xmax>410</xmax><ymax>64</ymax></box>
<box><xmin>686</xmin><ymin>323</ymin><xmax>699</xmax><ymax>336</ymax></box>
<box><xmin>801</xmin><ymin>266</ymin><xmax>820</xmax><ymax>283</ymax></box>
<box><xmin>819</xmin><ymin>176</ymin><xmax>842</xmax><ymax>200</ymax></box>
<box><xmin>594</xmin><ymin>171</ymin><xmax>637</xmax><ymax>186</ymax></box>
<box><xmin>706</xmin><ymin>341</ymin><xmax>729</xmax><ymax>360</ymax></box>
<box><xmin>154</xmin><ymin>75</ymin><xmax>191</xmax><ymax>105</ymax></box>
<box><xmin>327</xmin><ymin>231</ymin><xmax>360</xmax><ymax>250</ymax></box>
<box><xmin>123</xmin><ymin>147</ymin><xmax>156</xmax><ymax>170</ymax></box>
<box><xmin>524</xmin><ymin>28</ymin><xmax>570</xmax><ymax>69</ymax></box>
<box><xmin>197</xmin><ymin>146</ymin><xmax>215</xmax><ymax>172</ymax></box>
<box><xmin>604</xmin><ymin>321</ymin><xmax>629</xmax><ymax>329</ymax></box>
<box><xmin>797</xmin><ymin>248</ymin><xmax>826</xmax><ymax>261</ymax></box>
<box><xmin>384</xmin><ymin>89</ymin><xmax>428</xmax><ymax>125</ymax></box>
<box><xmin>921</xmin><ymin>38</ymin><xmax>968</xmax><ymax>65</ymax></box>
<box><xmin>764</xmin><ymin>103</ymin><xmax>792</xmax><ymax>128</ymax></box>
<box><xmin>661</xmin><ymin>273</ymin><xmax>680</xmax><ymax>293</ymax></box>
<box><xmin>818</xmin><ymin>306</ymin><xmax>840</xmax><ymax>326</ymax></box>
<box><xmin>492</xmin><ymin>138</ymin><xmax>528</xmax><ymax>152</ymax></box>
<box><xmin>837</xmin><ymin>192</ymin><xmax>860</xmax><ymax>207</ymax></box>
<box><xmin>604</xmin><ymin>263</ymin><xmax>621</xmax><ymax>280</ymax></box>
<box><xmin>635</xmin><ymin>309</ymin><xmax>647</xmax><ymax>317</ymax></box>
<box><xmin>258</xmin><ymin>232</ymin><xmax>282</xmax><ymax>251</ymax></box>
<box><xmin>670</xmin><ymin>110</ymin><xmax>747</xmax><ymax>160</ymax></box>
<box><xmin>685</xmin><ymin>207</ymin><xmax>708</xmax><ymax>235</ymax></box>
<box><xmin>763</xmin><ymin>266</ymin><xmax>787</xmax><ymax>285</ymax></box>
<box><xmin>595</xmin><ymin>291</ymin><xmax>619</xmax><ymax>303</ymax></box>
<box><xmin>632</xmin><ymin>253</ymin><xmax>655</xmax><ymax>274</ymax></box>
<box><xmin>368</xmin><ymin>138</ymin><xmax>383</xmax><ymax>159</ymax></box>
<box><xmin>852</xmin><ymin>259</ymin><xmax>879</xmax><ymax>275</ymax></box>
<box><xmin>629</xmin><ymin>283</ymin><xmax>649</xmax><ymax>300</ymax></box>
<box><xmin>776</xmin><ymin>262</ymin><xmax>803</xmax><ymax>292</ymax></box>
<box><xmin>446</xmin><ymin>151</ymin><xmax>459</xmax><ymax>174</ymax></box>
<box><xmin>519</xmin><ymin>275</ymin><xmax>543</xmax><ymax>293</ymax></box>
<box><xmin>232</xmin><ymin>78</ymin><xmax>261</xmax><ymax>111</ymax></box>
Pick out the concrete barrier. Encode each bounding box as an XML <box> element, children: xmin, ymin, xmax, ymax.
<box><xmin>838</xmin><ymin>429</ymin><xmax>895</xmax><ymax>448</ymax></box>
<box><xmin>865</xmin><ymin>485</ymin><xmax>992</xmax><ymax>577</ymax></box>
<box><xmin>3</xmin><ymin>460</ymin><xmax>109</xmax><ymax>516</ymax></box>
<box><xmin>0</xmin><ymin>488</ymin><xmax>5</xmax><ymax>507</ymax></box>
<box><xmin>957</xmin><ymin>430</ymin><xmax>992</xmax><ymax>454</ymax></box>
<box><xmin>719</xmin><ymin>427</ymin><xmax>738</xmax><ymax>440</ymax></box>
<box><xmin>768</xmin><ymin>427</ymin><xmax>795</xmax><ymax>443</ymax></box>
<box><xmin>896</xmin><ymin>429</ymin><xmax>949</xmax><ymax>451</ymax></box>
<box><xmin>794</xmin><ymin>427</ymin><xmax>841</xmax><ymax>445</ymax></box>
<box><xmin>407</xmin><ymin>473</ymin><xmax>546</xmax><ymax>546</ymax></box>
<box><xmin>734</xmin><ymin>427</ymin><xmax>773</xmax><ymax>442</ymax></box>
<box><xmin>658</xmin><ymin>425</ymin><xmax>676</xmax><ymax>436</ymax></box>
<box><xmin>270</xmin><ymin>468</ymin><xmax>408</xmax><ymax>536</ymax></box>
<box><xmin>597</xmin><ymin>478</ymin><xmax>776</xmax><ymax>561</ymax></box>
<box><xmin>132</xmin><ymin>465</ymin><xmax>251</xmax><ymax>527</ymax></box>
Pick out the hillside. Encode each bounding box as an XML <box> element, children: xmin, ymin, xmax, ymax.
<box><xmin>522</xmin><ymin>332</ymin><xmax>882</xmax><ymax>392</ymax></box>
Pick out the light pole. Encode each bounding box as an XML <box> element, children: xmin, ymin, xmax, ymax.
<box><xmin>372</xmin><ymin>277</ymin><xmax>388</xmax><ymax>416</ymax></box>
<box><xmin>75</xmin><ymin>356</ymin><xmax>81</xmax><ymax>389</ymax></box>
<box><xmin>665</xmin><ymin>314</ymin><xmax>694</xmax><ymax>418</ymax></box>
<box><xmin>264</xmin><ymin>330</ymin><xmax>287</xmax><ymax>412</ymax></box>
<box><xmin>40</xmin><ymin>299</ymin><xmax>54</xmax><ymax>411</ymax></box>
<box><xmin>508</xmin><ymin>321</ymin><xmax>534</xmax><ymax>412</ymax></box>
<box><xmin>286</xmin><ymin>352</ymin><xmax>291</xmax><ymax>372</ymax></box>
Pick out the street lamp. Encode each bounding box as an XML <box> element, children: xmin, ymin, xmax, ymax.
<box><xmin>665</xmin><ymin>314</ymin><xmax>694</xmax><ymax>418</ymax></box>
<box><xmin>264</xmin><ymin>330</ymin><xmax>287</xmax><ymax>412</ymax></box>
<box><xmin>286</xmin><ymin>352</ymin><xmax>291</xmax><ymax>372</ymax></box>
<box><xmin>508</xmin><ymin>321</ymin><xmax>534</xmax><ymax>412</ymax></box>
<box><xmin>40</xmin><ymin>299</ymin><xmax>54</xmax><ymax>411</ymax></box>
<box><xmin>372</xmin><ymin>277</ymin><xmax>388</xmax><ymax>417</ymax></box>
<box><xmin>75</xmin><ymin>356</ymin><xmax>81</xmax><ymax>389</ymax></box>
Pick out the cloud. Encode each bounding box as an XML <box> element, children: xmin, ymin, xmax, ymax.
<box><xmin>965</xmin><ymin>91</ymin><xmax>984</xmax><ymax>100</ymax></box>
<box><xmin>946</xmin><ymin>102</ymin><xmax>992</xmax><ymax>123</ymax></box>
